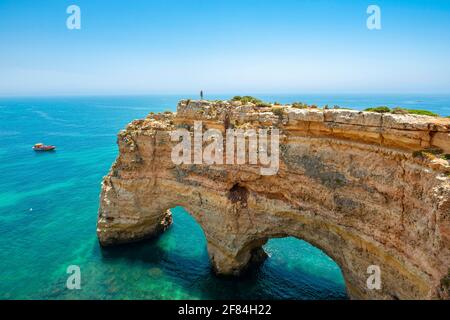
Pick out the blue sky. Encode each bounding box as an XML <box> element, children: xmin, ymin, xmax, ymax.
<box><xmin>1</xmin><ymin>0</ymin><xmax>450</xmax><ymax>96</ymax></box>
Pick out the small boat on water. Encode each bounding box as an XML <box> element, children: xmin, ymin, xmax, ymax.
<box><xmin>33</xmin><ymin>143</ymin><xmax>56</xmax><ymax>151</ymax></box>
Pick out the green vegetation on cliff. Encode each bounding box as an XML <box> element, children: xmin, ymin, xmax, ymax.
<box><xmin>228</xmin><ymin>97</ymin><xmax>446</xmax><ymax>118</ymax></box>
<box><xmin>365</xmin><ymin>106</ymin><xmax>440</xmax><ymax>117</ymax></box>
<box><xmin>292</xmin><ymin>102</ymin><xmax>307</xmax><ymax>109</ymax></box>
<box><xmin>364</xmin><ymin>106</ymin><xmax>391</xmax><ymax>113</ymax></box>
<box><xmin>231</xmin><ymin>96</ymin><xmax>272</xmax><ymax>108</ymax></box>
<box><xmin>291</xmin><ymin>102</ymin><xmax>319</xmax><ymax>109</ymax></box>
<box><xmin>232</xmin><ymin>96</ymin><xmax>263</xmax><ymax>105</ymax></box>
<box><xmin>412</xmin><ymin>148</ymin><xmax>450</xmax><ymax>162</ymax></box>
<box><xmin>397</xmin><ymin>108</ymin><xmax>439</xmax><ymax>117</ymax></box>
<box><xmin>271</xmin><ymin>106</ymin><xmax>285</xmax><ymax>119</ymax></box>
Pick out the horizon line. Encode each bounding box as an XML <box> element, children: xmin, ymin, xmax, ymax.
<box><xmin>2</xmin><ymin>92</ymin><xmax>450</xmax><ymax>99</ymax></box>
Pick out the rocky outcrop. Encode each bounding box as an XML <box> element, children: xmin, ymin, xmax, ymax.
<box><xmin>97</xmin><ymin>100</ymin><xmax>450</xmax><ymax>300</ymax></box>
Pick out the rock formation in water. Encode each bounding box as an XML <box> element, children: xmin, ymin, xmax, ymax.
<box><xmin>97</xmin><ymin>99</ymin><xmax>450</xmax><ymax>300</ymax></box>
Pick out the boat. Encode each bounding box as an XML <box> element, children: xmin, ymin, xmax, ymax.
<box><xmin>32</xmin><ymin>143</ymin><xmax>56</xmax><ymax>151</ymax></box>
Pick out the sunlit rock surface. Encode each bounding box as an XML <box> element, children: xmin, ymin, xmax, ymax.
<box><xmin>97</xmin><ymin>100</ymin><xmax>450</xmax><ymax>300</ymax></box>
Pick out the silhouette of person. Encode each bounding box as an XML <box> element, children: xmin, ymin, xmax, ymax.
<box><xmin>200</xmin><ymin>90</ymin><xmax>204</xmax><ymax>100</ymax></box>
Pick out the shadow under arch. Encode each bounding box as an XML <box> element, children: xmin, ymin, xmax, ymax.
<box><xmin>260</xmin><ymin>236</ymin><xmax>347</xmax><ymax>299</ymax></box>
<box><xmin>149</xmin><ymin>206</ymin><xmax>348</xmax><ymax>299</ymax></box>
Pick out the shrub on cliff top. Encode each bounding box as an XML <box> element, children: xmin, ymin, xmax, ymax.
<box><xmin>406</xmin><ymin>109</ymin><xmax>439</xmax><ymax>117</ymax></box>
<box><xmin>412</xmin><ymin>150</ymin><xmax>435</xmax><ymax>160</ymax></box>
<box><xmin>424</xmin><ymin>147</ymin><xmax>444</xmax><ymax>155</ymax></box>
<box><xmin>391</xmin><ymin>107</ymin><xmax>410</xmax><ymax>115</ymax></box>
<box><xmin>364</xmin><ymin>106</ymin><xmax>391</xmax><ymax>113</ymax></box>
<box><xmin>412</xmin><ymin>148</ymin><xmax>443</xmax><ymax>160</ymax></box>
<box><xmin>292</xmin><ymin>102</ymin><xmax>307</xmax><ymax>109</ymax></box>
<box><xmin>255</xmin><ymin>102</ymin><xmax>272</xmax><ymax>108</ymax></box>
<box><xmin>367</xmin><ymin>106</ymin><xmax>440</xmax><ymax>117</ymax></box>
<box><xmin>333</xmin><ymin>105</ymin><xmax>353</xmax><ymax>110</ymax></box>
<box><xmin>271</xmin><ymin>106</ymin><xmax>285</xmax><ymax>119</ymax></box>
<box><xmin>232</xmin><ymin>96</ymin><xmax>263</xmax><ymax>105</ymax></box>
<box><xmin>392</xmin><ymin>107</ymin><xmax>439</xmax><ymax>117</ymax></box>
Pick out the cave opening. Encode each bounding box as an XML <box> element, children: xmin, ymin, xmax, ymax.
<box><xmin>227</xmin><ymin>184</ymin><xmax>249</xmax><ymax>204</ymax></box>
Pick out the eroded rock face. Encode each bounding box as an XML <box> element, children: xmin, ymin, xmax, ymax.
<box><xmin>97</xmin><ymin>100</ymin><xmax>450</xmax><ymax>300</ymax></box>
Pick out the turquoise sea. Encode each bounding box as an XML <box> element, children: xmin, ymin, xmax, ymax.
<box><xmin>0</xmin><ymin>94</ymin><xmax>449</xmax><ymax>300</ymax></box>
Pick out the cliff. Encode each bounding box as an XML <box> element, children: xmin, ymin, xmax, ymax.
<box><xmin>97</xmin><ymin>99</ymin><xmax>450</xmax><ymax>300</ymax></box>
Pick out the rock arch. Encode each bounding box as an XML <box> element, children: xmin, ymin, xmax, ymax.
<box><xmin>97</xmin><ymin>100</ymin><xmax>450</xmax><ymax>299</ymax></box>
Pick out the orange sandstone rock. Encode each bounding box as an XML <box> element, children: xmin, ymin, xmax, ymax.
<box><xmin>97</xmin><ymin>100</ymin><xmax>450</xmax><ymax>300</ymax></box>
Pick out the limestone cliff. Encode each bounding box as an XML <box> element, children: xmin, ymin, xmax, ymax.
<box><xmin>97</xmin><ymin>100</ymin><xmax>450</xmax><ymax>300</ymax></box>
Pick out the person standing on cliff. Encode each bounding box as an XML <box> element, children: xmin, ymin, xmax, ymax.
<box><xmin>200</xmin><ymin>90</ymin><xmax>204</xmax><ymax>100</ymax></box>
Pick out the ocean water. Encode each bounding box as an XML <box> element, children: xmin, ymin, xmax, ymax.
<box><xmin>0</xmin><ymin>94</ymin><xmax>449</xmax><ymax>300</ymax></box>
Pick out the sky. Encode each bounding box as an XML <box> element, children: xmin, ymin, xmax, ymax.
<box><xmin>0</xmin><ymin>0</ymin><xmax>450</xmax><ymax>96</ymax></box>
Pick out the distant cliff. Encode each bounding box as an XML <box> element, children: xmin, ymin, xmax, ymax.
<box><xmin>97</xmin><ymin>99</ymin><xmax>450</xmax><ymax>300</ymax></box>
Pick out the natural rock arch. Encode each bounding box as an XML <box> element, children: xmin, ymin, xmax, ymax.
<box><xmin>97</xmin><ymin>100</ymin><xmax>450</xmax><ymax>299</ymax></box>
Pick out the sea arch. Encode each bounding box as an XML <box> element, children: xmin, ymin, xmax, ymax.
<box><xmin>97</xmin><ymin>100</ymin><xmax>450</xmax><ymax>299</ymax></box>
<box><xmin>170</xmin><ymin>206</ymin><xmax>348</xmax><ymax>299</ymax></box>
